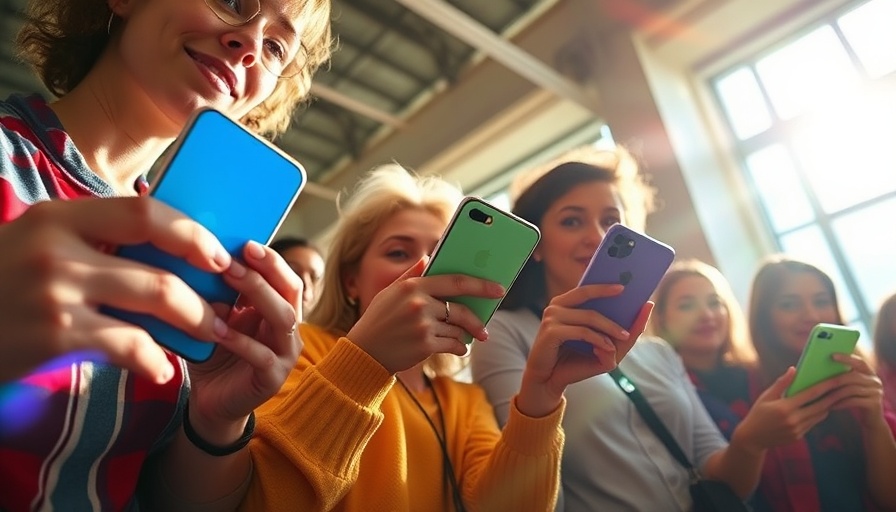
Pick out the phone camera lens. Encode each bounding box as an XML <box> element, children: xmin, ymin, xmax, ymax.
<box><xmin>608</xmin><ymin>246</ymin><xmax>619</xmax><ymax>257</ymax></box>
<box><xmin>469</xmin><ymin>208</ymin><xmax>492</xmax><ymax>225</ymax></box>
<box><xmin>818</xmin><ymin>331</ymin><xmax>832</xmax><ymax>339</ymax></box>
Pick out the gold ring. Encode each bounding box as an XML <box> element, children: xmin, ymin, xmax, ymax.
<box><xmin>444</xmin><ymin>301</ymin><xmax>451</xmax><ymax>323</ymax></box>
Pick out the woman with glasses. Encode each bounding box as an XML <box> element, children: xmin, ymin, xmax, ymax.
<box><xmin>0</xmin><ymin>0</ymin><xmax>331</xmax><ymax>510</ymax></box>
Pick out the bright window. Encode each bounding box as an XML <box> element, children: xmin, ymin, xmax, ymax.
<box><xmin>711</xmin><ymin>0</ymin><xmax>896</xmax><ymax>342</ymax></box>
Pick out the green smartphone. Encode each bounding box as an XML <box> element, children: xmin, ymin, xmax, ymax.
<box><xmin>423</xmin><ymin>197</ymin><xmax>540</xmax><ymax>343</ymax></box>
<box><xmin>785</xmin><ymin>323</ymin><xmax>860</xmax><ymax>397</ymax></box>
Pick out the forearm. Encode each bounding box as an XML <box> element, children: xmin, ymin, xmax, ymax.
<box><xmin>701</xmin><ymin>434</ymin><xmax>765</xmax><ymax>499</ymax></box>
<box><xmin>863</xmin><ymin>417</ymin><xmax>896</xmax><ymax>509</ymax></box>
<box><xmin>469</xmin><ymin>397</ymin><xmax>565</xmax><ymax>512</ymax></box>
<box><xmin>140</xmin><ymin>417</ymin><xmax>253</xmax><ymax>512</ymax></box>
<box><xmin>242</xmin><ymin>338</ymin><xmax>394</xmax><ymax>511</ymax></box>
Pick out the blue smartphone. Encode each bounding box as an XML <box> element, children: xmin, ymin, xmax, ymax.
<box><xmin>566</xmin><ymin>224</ymin><xmax>675</xmax><ymax>351</ymax></box>
<box><xmin>105</xmin><ymin>108</ymin><xmax>306</xmax><ymax>362</ymax></box>
<box><xmin>422</xmin><ymin>197</ymin><xmax>540</xmax><ymax>344</ymax></box>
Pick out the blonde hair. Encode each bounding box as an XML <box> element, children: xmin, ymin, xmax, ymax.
<box><xmin>509</xmin><ymin>144</ymin><xmax>656</xmax><ymax>231</ymax></box>
<box><xmin>16</xmin><ymin>0</ymin><xmax>332</xmax><ymax>138</ymax></box>
<box><xmin>650</xmin><ymin>259</ymin><xmax>756</xmax><ymax>367</ymax></box>
<box><xmin>307</xmin><ymin>164</ymin><xmax>465</xmax><ymax>377</ymax></box>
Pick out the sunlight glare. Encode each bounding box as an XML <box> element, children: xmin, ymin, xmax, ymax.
<box><xmin>793</xmin><ymin>90</ymin><xmax>896</xmax><ymax>213</ymax></box>
<box><xmin>756</xmin><ymin>26</ymin><xmax>859</xmax><ymax>120</ymax></box>
<box><xmin>838</xmin><ymin>0</ymin><xmax>896</xmax><ymax>79</ymax></box>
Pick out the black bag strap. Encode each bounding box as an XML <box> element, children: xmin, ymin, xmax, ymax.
<box><xmin>609</xmin><ymin>367</ymin><xmax>700</xmax><ymax>479</ymax></box>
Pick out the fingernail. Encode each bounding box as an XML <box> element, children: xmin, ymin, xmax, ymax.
<box><xmin>228</xmin><ymin>261</ymin><xmax>247</xmax><ymax>278</ymax></box>
<box><xmin>491</xmin><ymin>284</ymin><xmax>506</xmax><ymax>296</ymax></box>
<box><xmin>157</xmin><ymin>363</ymin><xmax>175</xmax><ymax>384</ymax></box>
<box><xmin>480</xmin><ymin>327</ymin><xmax>489</xmax><ymax>341</ymax></box>
<box><xmin>620</xmin><ymin>329</ymin><xmax>630</xmax><ymax>339</ymax></box>
<box><xmin>213</xmin><ymin>317</ymin><xmax>229</xmax><ymax>339</ymax></box>
<box><xmin>247</xmin><ymin>241</ymin><xmax>266</xmax><ymax>260</ymax></box>
<box><xmin>213</xmin><ymin>244</ymin><xmax>231</xmax><ymax>269</ymax></box>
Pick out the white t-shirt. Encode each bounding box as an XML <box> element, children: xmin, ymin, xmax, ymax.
<box><xmin>471</xmin><ymin>307</ymin><xmax>728</xmax><ymax>512</ymax></box>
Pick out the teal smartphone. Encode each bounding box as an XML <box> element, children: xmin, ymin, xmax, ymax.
<box><xmin>785</xmin><ymin>323</ymin><xmax>860</xmax><ymax>397</ymax></box>
<box><xmin>422</xmin><ymin>197</ymin><xmax>540</xmax><ymax>344</ymax></box>
<box><xmin>105</xmin><ymin>108</ymin><xmax>306</xmax><ymax>363</ymax></box>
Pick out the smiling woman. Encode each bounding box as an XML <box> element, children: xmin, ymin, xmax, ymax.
<box><xmin>0</xmin><ymin>0</ymin><xmax>332</xmax><ymax>511</ymax></box>
<box><xmin>240</xmin><ymin>163</ymin><xmax>633</xmax><ymax>511</ymax></box>
<box><xmin>17</xmin><ymin>0</ymin><xmax>330</xmax><ymax>136</ymax></box>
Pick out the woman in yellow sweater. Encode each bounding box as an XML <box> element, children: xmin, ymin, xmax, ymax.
<box><xmin>240</xmin><ymin>164</ymin><xmax>650</xmax><ymax>511</ymax></box>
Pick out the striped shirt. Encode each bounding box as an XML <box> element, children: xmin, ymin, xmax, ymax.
<box><xmin>0</xmin><ymin>94</ymin><xmax>187</xmax><ymax>512</ymax></box>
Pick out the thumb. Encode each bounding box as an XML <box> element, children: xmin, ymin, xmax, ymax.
<box><xmin>397</xmin><ymin>257</ymin><xmax>428</xmax><ymax>282</ymax></box>
<box><xmin>761</xmin><ymin>366</ymin><xmax>796</xmax><ymax>401</ymax></box>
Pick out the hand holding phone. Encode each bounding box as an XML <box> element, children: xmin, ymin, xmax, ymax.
<box><xmin>423</xmin><ymin>197</ymin><xmax>540</xmax><ymax>344</ymax></box>
<box><xmin>566</xmin><ymin>224</ymin><xmax>675</xmax><ymax>351</ymax></box>
<box><xmin>105</xmin><ymin>108</ymin><xmax>306</xmax><ymax>362</ymax></box>
<box><xmin>785</xmin><ymin>323</ymin><xmax>860</xmax><ymax>397</ymax></box>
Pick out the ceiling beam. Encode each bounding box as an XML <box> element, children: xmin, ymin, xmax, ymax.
<box><xmin>394</xmin><ymin>0</ymin><xmax>600</xmax><ymax>113</ymax></box>
<box><xmin>310</xmin><ymin>82</ymin><xmax>406</xmax><ymax>128</ymax></box>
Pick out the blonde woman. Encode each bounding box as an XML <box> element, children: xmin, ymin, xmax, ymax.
<box><xmin>242</xmin><ymin>164</ymin><xmax>635</xmax><ymax>511</ymax></box>
<box><xmin>650</xmin><ymin>259</ymin><xmax>756</xmax><ymax>438</ymax></box>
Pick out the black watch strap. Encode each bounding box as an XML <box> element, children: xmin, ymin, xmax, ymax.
<box><xmin>182</xmin><ymin>400</ymin><xmax>255</xmax><ymax>457</ymax></box>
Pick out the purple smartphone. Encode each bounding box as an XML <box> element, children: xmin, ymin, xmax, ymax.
<box><xmin>566</xmin><ymin>224</ymin><xmax>675</xmax><ymax>352</ymax></box>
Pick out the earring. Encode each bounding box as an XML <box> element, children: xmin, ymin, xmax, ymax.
<box><xmin>106</xmin><ymin>12</ymin><xmax>115</xmax><ymax>36</ymax></box>
<box><xmin>347</xmin><ymin>296</ymin><xmax>358</xmax><ymax>307</ymax></box>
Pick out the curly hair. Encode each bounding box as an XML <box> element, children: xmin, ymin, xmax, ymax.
<box><xmin>16</xmin><ymin>0</ymin><xmax>332</xmax><ymax>137</ymax></box>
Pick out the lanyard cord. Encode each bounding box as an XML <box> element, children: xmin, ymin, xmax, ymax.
<box><xmin>396</xmin><ymin>375</ymin><xmax>467</xmax><ymax>512</ymax></box>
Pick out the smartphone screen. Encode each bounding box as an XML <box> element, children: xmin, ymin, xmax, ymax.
<box><xmin>566</xmin><ymin>224</ymin><xmax>675</xmax><ymax>351</ymax></box>
<box><xmin>785</xmin><ymin>323</ymin><xmax>860</xmax><ymax>397</ymax></box>
<box><xmin>105</xmin><ymin>108</ymin><xmax>306</xmax><ymax>362</ymax></box>
<box><xmin>423</xmin><ymin>197</ymin><xmax>540</xmax><ymax>344</ymax></box>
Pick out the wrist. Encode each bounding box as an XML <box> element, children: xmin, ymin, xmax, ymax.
<box><xmin>183</xmin><ymin>400</ymin><xmax>254</xmax><ymax>456</ymax></box>
<box><xmin>860</xmin><ymin>410</ymin><xmax>890</xmax><ymax>434</ymax></box>
<box><xmin>730</xmin><ymin>423</ymin><xmax>765</xmax><ymax>457</ymax></box>
<box><xmin>516</xmin><ymin>376</ymin><xmax>563</xmax><ymax>418</ymax></box>
<box><xmin>345</xmin><ymin>327</ymin><xmax>392</xmax><ymax>374</ymax></box>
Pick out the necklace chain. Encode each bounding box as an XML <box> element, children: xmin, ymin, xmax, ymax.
<box><xmin>396</xmin><ymin>375</ymin><xmax>466</xmax><ymax>512</ymax></box>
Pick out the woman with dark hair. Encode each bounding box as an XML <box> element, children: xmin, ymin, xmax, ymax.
<box><xmin>471</xmin><ymin>146</ymin><xmax>819</xmax><ymax>511</ymax></box>
<box><xmin>743</xmin><ymin>256</ymin><xmax>896</xmax><ymax>511</ymax></box>
<box><xmin>241</xmin><ymin>164</ymin><xmax>628</xmax><ymax>511</ymax></box>
<box><xmin>271</xmin><ymin>236</ymin><xmax>325</xmax><ymax>311</ymax></box>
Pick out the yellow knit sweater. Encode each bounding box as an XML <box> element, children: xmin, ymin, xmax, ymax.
<box><xmin>240</xmin><ymin>323</ymin><xmax>564</xmax><ymax>512</ymax></box>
